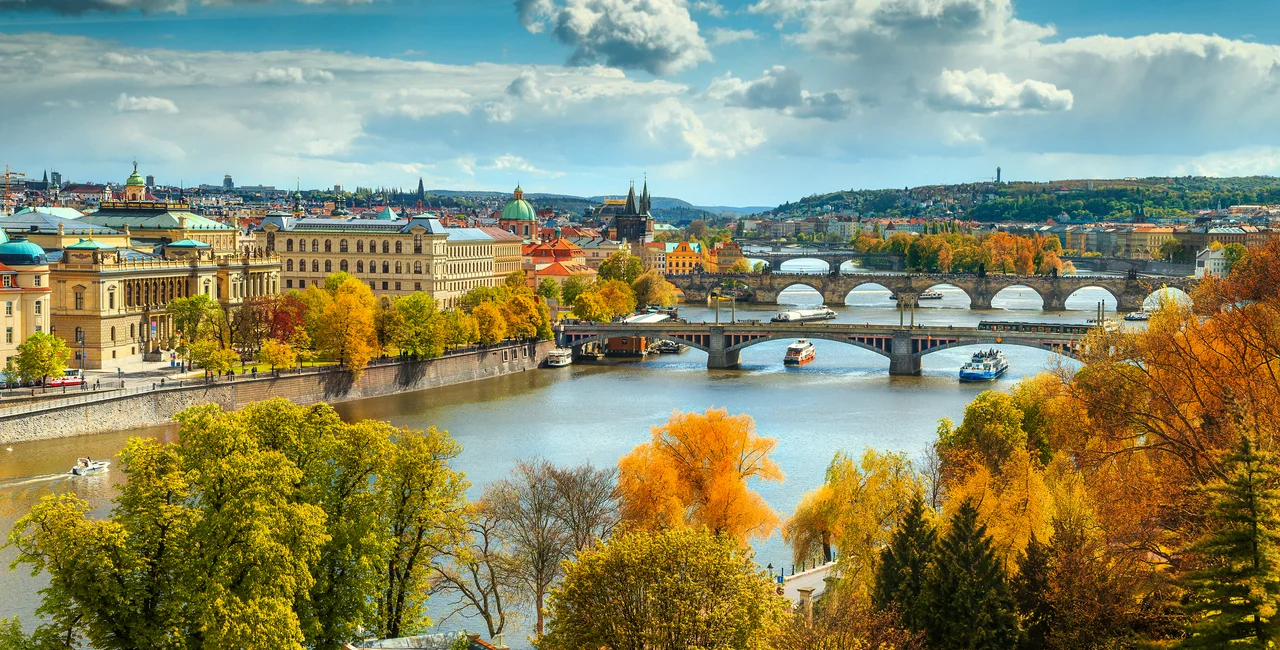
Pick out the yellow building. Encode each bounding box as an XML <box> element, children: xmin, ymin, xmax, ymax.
<box><xmin>1123</xmin><ymin>226</ymin><xmax>1174</xmax><ymax>259</ymax></box>
<box><xmin>0</xmin><ymin>236</ymin><xmax>52</xmax><ymax>370</ymax></box>
<box><xmin>707</xmin><ymin>241</ymin><xmax>746</xmax><ymax>272</ymax></box>
<box><xmin>664</xmin><ymin>241</ymin><xmax>703</xmax><ymax>275</ymax></box>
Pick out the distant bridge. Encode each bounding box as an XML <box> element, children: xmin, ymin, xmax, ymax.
<box><xmin>666</xmin><ymin>272</ymin><xmax>1197</xmax><ymax>312</ymax></box>
<box><xmin>557</xmin><ymin>322</ymin><xmax>1091</xmax><ymax>375</ymax></box>
<box><xmin>741</xmin><ymin>244</ymin><xmax>1193</xmax><ymax>277</ymax></box>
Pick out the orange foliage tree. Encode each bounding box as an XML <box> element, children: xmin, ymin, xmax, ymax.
<box><xmin>617</xmin><ymin>408</ymin><xmax>784</xmax><ymax>543</ymax></box>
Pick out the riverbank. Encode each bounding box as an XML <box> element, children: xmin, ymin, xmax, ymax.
<box><xmin>0</xmin><ymin>340</ymin><xmax>551</xmax><ymax>445</ymax></box>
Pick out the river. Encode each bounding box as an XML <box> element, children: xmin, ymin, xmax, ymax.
<box><xmin>0</xmin><ymin>264</ymin><xmax>1177</xmax><ymax>639</ymax></box>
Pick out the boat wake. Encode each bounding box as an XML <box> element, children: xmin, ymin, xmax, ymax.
<box><xmin>0</xmin><ymin>473</ymin><xmax>71</xmax><ymax>489</ymax></box>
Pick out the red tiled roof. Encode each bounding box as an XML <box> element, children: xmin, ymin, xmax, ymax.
<box><xmin>478</xmin><ymin>226</ymin><xmax>523</xmax><ymax>241</ymax></box>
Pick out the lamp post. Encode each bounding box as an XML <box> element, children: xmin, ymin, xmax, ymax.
<box><xmin>78</xmin><ymin>331</ymin><xmax>86</xmax><ymax>371</ymax></box>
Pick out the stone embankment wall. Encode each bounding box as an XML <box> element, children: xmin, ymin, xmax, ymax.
<box><xmin>0</xmin><ymin>341</ymin><xmax>551</xmax><ymax>445</ymax></box>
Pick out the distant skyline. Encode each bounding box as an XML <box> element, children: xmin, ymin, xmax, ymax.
<box><xmin>4</xmin><ymin>0</ymin><xmax>1280</xmax><ymax>205</ymax></box>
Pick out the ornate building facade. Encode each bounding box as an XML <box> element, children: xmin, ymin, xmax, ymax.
<box><xmin>599</xmin><ymin>181</ymin><xmax>655</xmax><ymax>250</ymax></box>
<box><xmin>0</xmin><ymin>236</ymin><xmax>52</xmax><ymax>370</ymax></box>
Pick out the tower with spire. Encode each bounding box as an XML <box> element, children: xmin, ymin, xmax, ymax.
<box><xmin>607</xmin><ymin>176</ymin><xmax>655</xmax><ymax>250</ymax></box>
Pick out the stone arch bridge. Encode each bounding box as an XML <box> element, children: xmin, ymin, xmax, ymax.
<box><xmin>667</xmin><ymin>272</ymin><xmax>1197</xmax><ymax>312</ymax></box>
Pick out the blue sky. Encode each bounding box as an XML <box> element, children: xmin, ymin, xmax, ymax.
<box><xmin>3</xmin><ymin>0</ymin><xmax>1280</xmax><ymax>205</ymax></box>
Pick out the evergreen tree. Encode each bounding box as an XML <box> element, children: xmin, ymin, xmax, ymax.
<box><xmin>873</xmin><ymin>492</ymin><xmax>937</xmax><ymax>633</ymax></box>
<box><xmin>1181</xmin><ymin>434</ymin><xmax>1280</xmax><ymax>648</ymax></box>
<box><xmin>1012</xmin><ymin>533</ymin><xmax>1053</xmax><ymax>650</ymax></box>
<box><xmin>924</xmin><ymin>499</ymin><xmax>1021</xmax><ymax>650</ymax></box>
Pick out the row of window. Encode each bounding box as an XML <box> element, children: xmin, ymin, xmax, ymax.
<box><xmin>286</xmin><ymin>259</ymin><xmax>434</xmax><ymax>275</ymax></box>
<box><xmin>285</xmin><ymin>279</ymin><xmax>424</xmax><ymax>293</ymax></box>
<box><xmin>284</xmin><ymin>237</ymin><xmax>424</xmax><ymax>255</ymax></box>
<box><xmin>69</xmin><ymin>324</ymin><xmax>137</xmax><ymax>343</ymax></box>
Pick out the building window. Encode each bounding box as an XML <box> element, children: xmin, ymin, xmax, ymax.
<box><xmin>414</xmin><ymin>235</ymin><xmax>422</xmax><ymax>254</ymax></box>
<box><xmin>108</xmin><ymin>291</ymin><xmax>115</xmax><ymax>309</ymax></box>
<box><xmin>414</xmin><ymin>261</ymin><xmax>422</xmax><ymax>274</ymax></box>
<box><xmin>4</xmin><ymin>328</ymin><xmax>10</xmax><ymax>344</ymax></box>
<box><xmin>130</xmin><ymin>324</ymin><xmax>135</xmax><ymax>338</ymax></box>
<box><xmin>74</xmin><ymin>291</ymin><xmax>84</xmax><ymax>310</ymax></box>
<box><xmin>356</xmin><ymin>240</ymin><xmax>364</xmax><ymax>253</ymax></box>
<box><xmin>382</xmin><ymin>261</ymin><xmax>389</xmax><ymax>274</ymax></box>
<box><xmin>4</xmin><ymin>302</ymin><xmax>10</xmax><ymax>316</ymax></box>
<box><xmin>339</xmin><ymin>259</ymin><xmax>348</xmax><ymax>272</ymax></box>
<box><xmin>340</xmin><ymin>239</ymin><xmax>348</xmax><ymax>253</ymax></box>
<box><xmin>382</xmin><ymin>241</ymin><xmax>390</xmax><ymax>254</ymax></box>
<box><xmin>1</xmin><ymin>276</ymin><xmax>9</xmax><ymax>287</ymax></box>
<box><xmin>74</xmin><ymin>326</ymin><xmax>83</xmax><ymax>343</ymax></box>
<box><xmin>286</xmin><ymin>239</ymin><xmax>294</xmax><ymax>252</ymax></box>
<box><xmin>382</xmin><ymin>282</ymin><xmax>388</xmax><ymax>290</ymax></box>
<box><xmin>34</xmin><ymin>301</ymin><xmax>40</xmax><ymax>315</ymax></box>
<box><xmin>395</xmin><ymin>282</ymin><xmax>401</xmax><ymax>291</ymax></box>
<box><xmin>369</xmin><ymin>240</ymin><xmax>377</xmax><ymax>253</ymax></box>
<box><xmin>325</xmin><ymin>239</ymin><xmax>332</xmax><ymax>253</ymax></box>
<box><xmin>299</xmin><ymin>280</ymin><xmax>306</xmax><ymax>288</ymax></box>
<box><xmin>286</xmin><ymin>279</ymin><xmax>293</xmax><ymax>288</ymax></box>
<box><xmin>395</xmin><ymin>241</ymin><xmax>403</xmax><ymax>254</ymax></box>
<box><xmin>415</xmin><ymin>282</ymin><xmax>422</xmax><ymax>291</ymax></box>
<box><xmin>312</xmin><ymin>260</ymin><xmax>319</xmax><ymax>273</ymax></box>
<box><xmin>312</xmin><ymin>239</ymin><xmax>319</xmax><ymax>252</ymax></box>
<box><xmin>34</xmin><ymin>275</ymin><xmax>41</xmax><ymax>287</ymax></box>
<box><xmin>370</xmin><ymin>281</ymin><xmax>376</xmax><ymax>290</ymax></box>
<box><xmin>287</xmin><ymin>259</ymin><xmax>294</xmax><ymax>271</ymax></box>
<box><xmin>357</xmin><ymin>261</ymin><xmax>364</xmax><ymax>273</ymax></box>
<box><xmin>395</xmin><ymin>261</ymin><xmax>402</xmax><ymax>274</ymax></box>
<box><xmin>324</xmin><ymin>260</ymin><xmax>332</xmax><ymax>273</ymax></box>
<box><xmin>110</xmin><ymin>326</ymin><xmax>116</xmax><ymax>341</ymax></box>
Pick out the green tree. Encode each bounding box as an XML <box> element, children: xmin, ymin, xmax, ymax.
<box><xmin>1012</xmin><ymin>534</ymin><xmax>1052</xmax><ymax>650</ymax></box>
<box><xmin>392</xmin><ymin>293</ymin><xmax>445</xmax><ymax>359</ymax></box>
<box><xmin>597</xmin><ymin>250</ymin><xmax>643</xmax><ymax>284</ymax></box>
<box><xmin>936</xmin><ymin>390</ymin><xmax>1029</xmax><ymax>474</ymax></box>
<box><xmin>536</xmin><ymin>278</ymin><xmax>561</xmax><ymax>303</ymax></box>
<box><xmin>923</xmin><ymin>499</ymin><xmax>1021</xmax><ymax>650</ymax></box>
<box><xmin>505</xmin><ymin>270</ymin><xmax>529</xmax><ymax>291</ymax></box>
<box><xmin>167</xmin><ymin>293</ymin><xmax>218</xmax><ymax>340</ymax></box>
<box><xmin>13</xmin><ymin>332</ymin><xmax>70</xmax><ymax>384</ymax></box>
<box><xmin>560</xmin><ymin>275</ymin><xmax>590</xmax><ymax>308</ymax></box>
<box><xmin>873</xmin><ymin>492</ymin><xmax>937</xmax><ymax>634</ymax></box>
<box><xmin>631</xmin><ymin>270</ymin><xmax>678</xmax><ymax>307</ymax></box>
<box><xmin>540</xmin><ymin>528</ymin><xmax>788</xmax><ymax>650</ymax></box>
<box><xmin>1180</xmin><ymin>434</ymin><xmax>1280</xmax><ymax>648</ymax></box>
<box><xmin>1224</xmin><ymin>242</ymin><xmax>1250</xmax><ymax>272</ymax></box>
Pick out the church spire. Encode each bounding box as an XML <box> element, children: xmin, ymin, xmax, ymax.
<box><xmin>624</xmin><ymin>180</ymin><xmax>637</xmax><ymax>215</ymax></box>
<box><xmin>641</xmin><ymin>175</ymin><xmax>650</xmax><ymax>214</ymax></box>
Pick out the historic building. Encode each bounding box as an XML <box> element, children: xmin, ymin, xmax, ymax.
<box><xmin>498</xmin><ymin>185</ymin><xmax>538</xmax><ymax>239</ymax></box>
<box><xmin>0</xmin><ymin>235</ymin><xmax>52</xmax><ymax>369</ymax></box>
<box><xmin>1</xmin><ymin>209</ymin><xmax>127</xmax><ymax>250</ymax></box>
<box><xmin>83</xmin><ymin>164</ymin><xmax>240</xmax><ymax>253</ymax></box>
<box><xmin>597</xmin><ymin>181</ymin><xmax>654</xmax><ymax>250</ymax></box>
<box><xmin>254</xmin><ymin>213</ymin><xmax>523</xmax><ymax>308</ymax></box>
<box><xmin>523</xmin><ymin>235</ymin><xmax>595</xmax><ymax>286</ymax></box>
<box><xmin>664</xmin><ymin>241</ymin><xmax>703</xmax><ymax>275</ymax></box>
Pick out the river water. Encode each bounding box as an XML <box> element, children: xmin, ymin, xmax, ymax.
<box><xmin>0</xmin><ymin>260</ymin><xmax>1180</xmax><ymax>637</ymax></box>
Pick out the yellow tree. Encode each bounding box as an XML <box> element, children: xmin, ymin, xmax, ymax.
<box><xmin>631</xmin><ymin>270</ymin><xmax>678</xmax><ymax>307</ymax></box>
<box><xmin>572</xmin><ymin>290</ymin><xmax>612</xmax><ymax>322</ymax></box>
<box><xmin>257</xmin><ymin>338</ymin><xmax>298</xmax><ymax>372</ymax></box>
<box><xmin>319</xmin><ymin>276</ymin><xmax>378</xmax><ymax>376</ymax></box>
<box><xmin>595</xmin><ymin>279</ymin><xmax>637</xmax><ymax>318</ymax></box>
<box><xmin>499</xmin><ymin>294</ymin><xmax>541</xmax><ymax>339</ymax></box>
<box><xmin>473</xmin><ymin>301</ymin><xmax>507</xmax><ymax>345</ymax></box>
<box><xmin>617</xmin><ymin>408</ymin><xmax>784</xmax><ymax>543</ymax></box>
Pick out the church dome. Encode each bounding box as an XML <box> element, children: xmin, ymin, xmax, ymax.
<box><xmin>500</xmin><ymin>185</ymin><xmax>536</xmax><ymax>222</ymax></box>
<box><xmin>0</xmin><ymin>237</ymin><xmax>48</xmax><ymax>266</ymax></box>
<box><xmin>126</xmin><ymin>163</ymin><xmax>145</xmax><ymax>187</ymax></box>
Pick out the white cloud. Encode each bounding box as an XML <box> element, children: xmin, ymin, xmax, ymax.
<box><xmin>646</xmin><ymin>98</ymin><xmax>765</xmax><ymax>159</ymax></box>
<box><xmin>928</xmin><ymin>68</ymin><xmax>1072</xmax><ymax>113</ymax></box>
<box><xmin>515</xmin><ymin>0</ymin><xmax>712</xmax><ymax>75</ymax></box>
<box><xmin>253</xmin><ymin>67</ymin><xmax>334</xmax><ymax>85</ymax></box>
<box><xmin>690</xmin><ymin>0</ymin><xmax>724</xmax><ymax>17</ymax></box>
<box><xmin>708</xmin><ymin>66</ymin><xmax>851</xmax><ymax>120</ymax></box>
<box><xmin>113</xmin><ymin>93</ymin><xmax>179</xmax><ymax>113</ymax></box>
<box><xmin>485</xmin><ymin>154</ymin><xmax>565</xmax><ymax>178</ymax></box>
<box><xmin>709</xmin><ymin>27</ymin><xmax>757</xmax><ymax>45</ymax></box>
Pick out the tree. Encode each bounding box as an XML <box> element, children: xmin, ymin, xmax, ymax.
<box><xmin>631</xmin><ymin>270</ymin><xmax>678</xmax><ymax>307</ymax></box>
<box><xmin>571</xmin><ymin>290</ymin><xmax>611</xmax><ymax>322</ymax></box>
<box><xmin>873</xmin><ymin>492</ymin><xmax>937</xmax><ymax>634</ymax></box>
<box><xmin>487</xmin><ymin>459</ymin><xmax>572</xmax><ymax>639</ymax></box>
<box><xmin>540</xmin><ymin>528</ymin><xmax>788</xmax><ymax>650</ymax></box>
<box><xmin>1224</xmin><ymin>242</ymin><xmax>1249</xmax><ymax>272</ymax></box>
<box><xmin>1012</xmin><ymin>534</ymin><xmax>1053</xmax><ymax>650</ymax></box>
<box><xmin>430</xmin><ymin>502</ymin><xmax>522</xmax><ymax>639</ymax></box>
<box><xmin>560</xmin><ymin>275</ymin><xmax>590</xmax><ymax>308</ymax></box>
<box><xmin>204</xmin><ymin>346</ymin><xmax>241</xmax><ymax>375</ymax></box>
<box><xmin>536</xmin><ymin>278</ymin><xmax>561</xmax><ymax>303</ymax></box>
<box><xmin>473</xmin><ymin>301</ymin><xmax>508</xmax><ymax>345</ymax></box>
<box><xmin>728</xmin><ymin>257</ymin><xmax>752</xmax><ymax>274</ymax></box>
<box><xmin>595</xmin><ymin>279</ymin><xmax>637</xmax><ymax>318</ymax></box>
<box><xmin>773</xmin><ymin>592</ymin><xmax>925</xmax><ymax>650</ymax></box>
<box><xmin>13</xmin><ymin>332</ymin><xmax>70</xmax><ymax>384</ymax></box>
<box><xmin>936</xmin><ymin>390</ymin><xmax>1029</xmax><ymax>476</ymax></box>
<box><xmin>500</xmin><ymin>294</ymin><xmax>542</xmax><ymax>340</ymax></box>
<box><xmin>617</xmin><ymin>408</ymin><xmax>784</xmax><ymax>543</ymax></box>
<box><xmin>318</xmin><ymin>276</ymin><xmax>378</xmax><ymax>375</ymax></box>
<box><xmin>1181</xmin><ymin>434</ymin><xmax>1280</xmax><ymax>648</ymax></box>
<box><xmin>923</xmin><ymin>499</ymin><xmax>1020</xmax><ymax>650</ymax></box>
<box><xmin>505</xmin><ymin>270</ymin><xmax>528</xmax><ymax>290</ymax></box>
<box><xmin>257</xmin><ymin>338</ymin><xmax>298</xmax><ymax>372</ymax></box>
<box><xmin>392</xmin><ymin>292</ymin><xmax>445</xmax><ymax>359</ymax></box>
<box><xmin>1156</xmin><ymin>238</ymin><xmax>1185</xmax><ymax>262</ymax></box>
<box><xmin>167</xmin><ymin>293</ymin><xmax>217</xmax><ymax>341</ymax></box>
<box><xmin>597</xmin><ymin>250</ymin><xmax>643</xmax><ymax>284</ymax></box>
<box><xmin>548</xmin><ymin>463</ymin><xmax>619</xmax><ymax>553</ymax></box>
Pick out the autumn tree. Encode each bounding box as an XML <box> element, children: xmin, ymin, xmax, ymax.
<box><xmin>728</xmin><ymin>257</ymin><xmax>752</xmax><ymax>274</ymax></box>
<box><xmin>316</xmin><ymin>276</ymin><xmax>378</xmax><ymax>375</ymax></box>
<box><xmin>571</xmin><ymin>290</ymin><xmax>611</xmax><ymax>322</ymax></box>
<box><xmin>500</xmin><ymin>293</ymin><xmax>543</xmax><ymax>340</ymax></box>
<box><xmin>540</xmin><ymin>528</ymin><xmax>788</xmax><ymax>650</ymax></box>
<box><xmin>631</xmin><ymin>269</ymin><xmax>678</xmax><ymax>307</ymax></box>
<box><xmin>617</xmin><ymin>408</ymin><xmax>784</xmax><ymax>543</ymax></box>
<box><xmin>392</xmin><ymin>292</ymin><xmax>446</xmax><ymax>359</ymax></box>
<box><xmin>774</xmin><ymin>591</ymin><xmax>924</xmax><ymax>650</ymax></box>
<box><xmin>12</xmin><ymin>332</ymin><xmax>70</xmax><ymax>385</ymax></box>
<box><xmin>595</xmin><ymin>279</ymin><xmax>637</xmax><ymax>318</ymax></box>
<box><xmin>429</xmin><ymin>501</ymin><xmax>522</xmax><ymax>639</ymax></box>
<box><xmin>560</xmin><ymin>275</ymin><xmax>590</xmax><ymax>307</ymax></box>
<box><xmin>473</xmin><ymin>301</ymin><xmax>508</xmax><ymax>345</ymax></box>
<box><xmin>597</xmin><ymin>249</ymin><xmax>643</xmax><ymax>283</ymax></box>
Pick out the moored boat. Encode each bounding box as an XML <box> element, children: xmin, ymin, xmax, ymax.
<box><xmin>70</xmin><ymin>458</ymin><xmax>110</xmax><ymax>476</ymax></box>
<box><xmin>891</xmin><ymin>291</ymin><xmax>945</xmax><ymax>300</ymax></box>
<box><xmin>545</xmin><ymin>348</ymin><xmax>573</xmax><ymax>367</ymax></box>
<box><xmin>784</xmin><ymin>339</ymin><xmax>816</xmax><ymax>365</ymax></box>
<box><xmin>959</xmin><ymin>349</ymin><xmax>1009</xmax><ymax>382</ymax></box>
<box><xmin>652</xmin><ymin>340</ymin><xmax>689</xmax><ymax>354</ymax></box>
<box><xmin>1124</xmin><ymin>310</ymin><xmax>1151</xmax><ymax>321</ymax></box>
<box><xmin>771</xmin><ymin>307</ymin><xmax>837</xmax><ymax>323</ymax></box>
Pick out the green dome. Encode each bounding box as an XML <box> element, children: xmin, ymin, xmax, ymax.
<box><xmin>126</xmin><ymin>169</ymin><xmax>145</xmax><ymax>186</ymax></box>
<box><xmin>501</xmin><ymin>185</ymin><xmax>536</xmax><ymax>222</ymax></box>
<box><xmin>66</xmin><ymin>238</ymin><xmax>116</xmax><ymax>250</ymax></box>
<box><xmin>0</xmin><ymin>237</ymin><xmax>48</xmax><ymax>266</ymax></box>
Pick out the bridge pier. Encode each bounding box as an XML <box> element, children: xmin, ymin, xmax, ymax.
<box><xmin>970</xmin><ymin>292</ymin><xmax>993</xmax><ymax>310</ymax></box>
<box><xmin>888</xmin><ymin>330</ymin><xmax>921</xmax><ymax>376</ymax></box>
<box><xmin>706</xmin><ymin>326</ymin><xmax>741</xmax><ymax>369</ymax></box>
<box><xmin>1043</xmin><ymin>294</ymin><xmax>1067</xmax><ymax>312</ymax></box>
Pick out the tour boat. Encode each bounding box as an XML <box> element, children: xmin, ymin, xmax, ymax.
<box><xmin>784</xmin><ymin>339</ymin><xmax>816</xmax><ymax>365</ymax></box>
<box><xmin>888</xmin><ymin>290</ymin><xmax>944</xmax><ymax>301</ymax></box>
<box><xmin>1124</xmin><ymin>310</ymin><xmax>1151</xmax><ymax>322</ymax></box>
<box><xmin>70</xmin><ymin>458</ymin><xmax>110</xmax><ymax>476</ymax></box>
<box><xmin>545</xmin><ymin>348</ymin><xmax>573</xmax><ymax>367</ymax></box>
<box><xmin>653</xmin><ymin>340</ymin><xmax>689</xmax><ymax>354</ymax></box>
<box><xmin>771</xmin><ymin>307</ymin><xmax>837</xmax><ymax>323</ymax></box>
<box><xmin>959</xmin><ymin>349</ymin><xmax>1009</xmax><ymax>382</ymax></box>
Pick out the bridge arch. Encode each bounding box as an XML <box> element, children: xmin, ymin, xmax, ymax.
<box><xmin>843</xmin><ymin>280</ymin><xmax>895</xmax><ymax>307</ymax></box>
<box><xmin>990</xmin><ymin>284</ymin><xmax>1045</xmax><ymax>310</ymax></box>
<box><xmin>777</xmin><ymin>257</ymin><xmax>831</xmax><ymax>274</ymax></box>
<box><xmin>1144</xmin><ymin>286</ymin><xmax>1193</xmax><ymax>309</ymax></box>
<box><xmin>724</xmin><ymin>333</ymin><xmax>892</xmax><ymax>357</ymax></box>
<box><xmin>912</xmin><ymin>339</ymin><xmax>1079</xmax><ymax>360</ymax></box>
<box><xmin>917</xmin><ymin>282</ymin><xmax>972</xmax><ymax>308</ymax></box>
<box><xmin>777</xmin><ymin>282</ymin><xmax>827</xmax><ymax>305</ymax></box>
<box><xmin>1063</xmin><ymin>285</ymin><xmax>1120</xmax><ymax>311</ymax></box>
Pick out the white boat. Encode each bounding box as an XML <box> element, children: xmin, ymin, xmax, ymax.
<box><xmin>1124</xmin><ymin>310</ymin><xmax>1151</xmax><ymax>322</ymax></box>
<box><xmin>959</xmin><ymin>350</ymin><xmax>1009</xmax><ymax>382</ymax></box>
<box><xmin>889</xmin><ymin>290</ymin><xmax>945</xmax><ymax>301</ymax></box>
<box><xmin>70</xmin><ymin>458</ymin><xmax>110</xmax><ymax>476</ymax></box>
<box><xmin>545</xmin><ymin>348</ymin><xmax>573</xmax><ymax>367</ymax></box>
<box><xmin>771</xmin><ymin>307</ymin><xmax>837</xmax><ymax>323</ymax></box>
<box><xmin>784</xmin><ymin>339</ymin><xmax>816</xmax><ymax>365</ymax></box>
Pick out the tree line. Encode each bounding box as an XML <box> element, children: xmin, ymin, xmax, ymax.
<box><xmin>853</xmin><ymin>229</ymin><xmax>1075</xmax><ymax>275</ymax></box>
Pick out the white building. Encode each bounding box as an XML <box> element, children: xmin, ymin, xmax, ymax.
<box><xmin>1195</xmin><ymin>247</ymin><xmax>1229</xmax><ymax>278</ymax></box>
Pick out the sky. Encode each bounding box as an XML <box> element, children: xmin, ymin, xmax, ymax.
<box><xmin>3</xmin><ymin>0</ymin><xmax>1280</xmax><ymax>206</ymax></box>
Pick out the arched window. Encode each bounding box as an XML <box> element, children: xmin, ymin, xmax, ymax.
<box><xmin>287</xmin><ymin>259</ymin><xmax>294</xmax><ymax>271</ymax></box>
<box><xmin>382</xmin><ymin>241</ymin><xmax>390</xmax><ymax>254</ymax></box>
<box><xmin>130</xmin><ymin>324</ymin><xmax>136</xmax><ymax>339</ymax></box>
<box><xmin>414</xmin><ymin>234</ymin><xmax>422</xmax><ymax>254</ymax></box>
<box><xmin>74</xmin><ymin>326</ymin><xmax>83</xmax><ymax>343</ymax></box>
<box><xmin>382</xmin><ymin>261</ymin><xmax>389</xmax><ymax>274</ymax></box>
<box><xmin>395</xmin><ymin>241</ymin><xmax>402</xmax><ymax>254</ymax></box>
<box><xmin>286</xmin><ymin>239</ymin><xmax>294</xmax><ymax>252</ymax></box>
<box><xmin>339</xmin><ymin>259</ymin><xmax>348</xmax><ymax>272</ymax></box>
<box><xmin>413</xmin><ymin>261</ymin><xmax>422</xmax><ymax>274</ymax></box>
<box><xmin>395</xmin><ymin>261</ymin><xmax>402</xmax><ymax>274</ymax></box>
<box><xmin>325</xmin><ymin>239</ymin><xmax>332</xmax><ymax>253</ymax></box>
<box><xmin>324</xmin><ymin>260</ymin><xmax>332</xmax><ymax>272</ymax></box>
<box><xmin>340</xmin><ymin>239</ymin><xmax>348</xmax><ymax>253</ymax></box>
<box><xmin>357</xmin><ymin>260</ymin><xmax>364</xmax><ymax>273</ymax></box>
<box><xmin>299</xmin><ymin>259</ymin><xmax>306</xmax><ymax>272</ymax></box>
<box><xmin>356</xmin><ymin>240</ymin><xmax>364</xmax><ymax>253</ymax></box>
<box><xmin>110</xmin><ymin>326</ymin><xmax>116</xmax><ymax>341</ymax></box>
<box><xmin>312</xmin><ymin>260</ymin><xmax>319</xmax><ymax>273</ymax></box>
<box><xmin>312</xmin><ymin>239</ymin><xmax>319</xmax><ymax>252</ymax></box>
<box><xmin>369</xmin><ymin>240</ymin><xmax>377</xmax><ymax>253</ymax></box>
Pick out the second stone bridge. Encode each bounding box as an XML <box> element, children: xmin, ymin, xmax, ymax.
<box><xmin>668</xmin><ymin>272</ymin><xmax>1197</xmax><ymax>312</ymax></box>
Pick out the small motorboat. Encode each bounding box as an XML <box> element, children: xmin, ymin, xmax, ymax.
<box><xmin>653</xmin><ymin>340</ymin><xmax>689</xmax><ymax>354</ymax></box>
<box><xmin>545</xmin><ymin>348</ymin><xmax>573</xmax><ymax>367</ymax></box>
<box><xmin>71</xmin><ymin>457</ymin><xmax>110</xmax><ymax>476</ymax></box>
